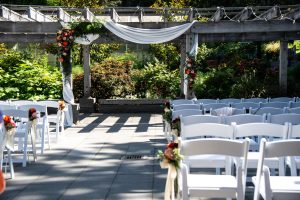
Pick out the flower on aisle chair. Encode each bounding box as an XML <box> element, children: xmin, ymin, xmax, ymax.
<box><xmin>28</xmin><ymin>108</ymin><xmax>38</xmax><ymax>121</ymax></box>
<box><xmin>58</xmin><ymin>100</ymin><xmax>65</xmax><ymax>110</ymax></box>
<box><xmin>3</xmin><ymin>115</ymin><xmax>16</xmax><ymax>133</ymax></box>
<box><xmin>157</xmin><ymin>141</ymin><xmax>182</xmax><ymax>169</ymax></box>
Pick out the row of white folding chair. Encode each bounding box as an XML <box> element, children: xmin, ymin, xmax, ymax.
<box><xmin>1</xmin><ymin>109</ymin><xmax>36</xmax><ymax>167</ymax></box>
<box><xmin>253</xmin><ymin>139</ymin><xmax>300</xmax><ymax>200</ymax></box>
<box><xmin>287</xmin><ymin>124</ymin><xmax>300</xmax><ymax>176</ymax></box>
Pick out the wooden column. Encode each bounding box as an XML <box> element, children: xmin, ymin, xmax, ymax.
<box><xmin>279</xmin><ymin>40</ymin><xmax>288</xmax><ymax>95</ymax></box>
<box><xmin>79</xmin><ymin>44</ymin><xmax>95</xmax><ymax>113</ymax></box>
<box><xmin>180</xmin><ymin>39</ymin><xmax>186</xmax><ymax>98</ymax></box>
<box><xmin>185</xmin><ymin>34</ymin><xmax>193</xmax><ymax>99</ymax></box>
<box><xmin>83</xmin><ymin>45</ymin><xmax>91</xmax><ymax>97</ymax></box>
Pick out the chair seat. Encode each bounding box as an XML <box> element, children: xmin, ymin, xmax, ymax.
<box><xmin>253</xmin><ymin>176</ymin><xmax>300</xmax><ymax>197</ymax></box>
<box><xmin>188</xmin><ymin>174</ymin><xmax>237</xmax><ymax>198</ymax></box>
<box><xmin>185</xmin><ymin>155</ymin><xmax>226</xmax><ymax>168</ymax></box>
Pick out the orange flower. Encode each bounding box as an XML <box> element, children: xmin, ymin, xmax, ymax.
<box><xmin>58</xmin><ymin>57</ymin><xmax>64</xmax><ymax>62</ymax></box>
<box><xmin>58</xmin><ymin>100</ymin><xmax>65</xmax><ymax>110</ymax></box>
<box><xmin>0</xmin><ymin>172</ymin><xmax>6</xmax><ymax>194</ymax></box>
<box><xmin>3</xmin><ymin>115</ymin><xmax>11</xmax><ymax>123</ymax></box>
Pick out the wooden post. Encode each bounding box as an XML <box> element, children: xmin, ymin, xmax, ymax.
<box><xmin>279</xmin><ymin>40</ymin><xmax>288</xmax><ymax>95</ymax></box>
<box><xmin>83</xmin><ymin>45</ymin><xmax>91</xmax><ymax>97</ymax></box>
<box><xmin>180</xmin><ymin>39</ymin><xmax>186</xmax><ymax>98</ymax></box>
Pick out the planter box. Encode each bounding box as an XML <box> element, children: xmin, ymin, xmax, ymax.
<box><xmin>98</xmin><ymin>99</ymin><xmax>165</xmax><ymax>113</ymax></box>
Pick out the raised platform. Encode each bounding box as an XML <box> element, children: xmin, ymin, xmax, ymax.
<box><xmin>97</xmin><ymin>99</ymin><xmax>165</xmax><ymax>113</ymax></box>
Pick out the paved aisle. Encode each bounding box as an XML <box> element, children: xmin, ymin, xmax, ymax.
<box><xmin>1</xmin><ymin>114</ymin><xmax>167</xmax><ymax>200</ymax></box>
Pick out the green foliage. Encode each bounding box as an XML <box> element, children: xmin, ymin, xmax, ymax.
<box><xmin>132</xmin><ymin>59</ymin><xmax>180</xmax><ymax>98</ymax></box>
<box><xmin>149</xmin><ymin>43</ymin><xmax>180</xmax><ymax>70</ymax></box>
<box><xmin>0</xmin><ymin>47</ymin><xmax>62</xmax><ymax>100</ymax></box>
<box><xmin>90</xmin><ymin>43</ymin><xmax>121</xmax><ymax>63</ymax></box>
<box><xmin>73</xmin><ymin>59</ymin><xmax>134</xmax><ymax>99</ymax></box>
<box><xmin>70</xmin><ymin>21</ymin><xmax>105</xmax><ymax>37</ymax></box>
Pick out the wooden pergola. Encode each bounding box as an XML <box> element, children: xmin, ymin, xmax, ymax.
<box><xmin>0</xmin><ymin>4</ymin><xmax>300</xmax><ymax>106</ymax></box>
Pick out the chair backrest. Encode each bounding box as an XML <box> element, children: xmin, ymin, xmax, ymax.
<box><xmin>234</xmin><ymin>123</ymin><xmax>289</xmax><ymax>139</ymax></box>
<box><xmin>172</xmin><ymin>109</ymin><xmax>203</xmax><ymax>120</ymax></box>
<box><xmin>288</xmin><ymin>124</ymin><xmax>300</xmax><ymax>138</ymax></box>
<box><xmin>269</xmin><ymin>97</ymin><xmax>295</xmax><ymax>102</ymax></box>
<box><xmin>181</xmin><ymin>115</ymin><xmax>222</xmax><ymax>126</ymax></box>
<box><xmin>2</xmin><ymin>109</ymin><xmax>28</xmax><ymax>119</ymax></box>
<box><xmin>202</xmin><ymin>103</ymin><xmax>228</xmax><ymax>114</ymax></box>
<box><xmin>171</xmin><ymin>99</ymin><xmax>194</xmax><ymax>106</ymax></box>
<box><xmin>11</xmin><ymin>100</ymin><xmax>36</xmax><ymax>105</ymax></box>
<box><xmin>211</xmin><ymin>107</ymin><xmax>246</xmax><ymax>116</ymax></box>
<box><xmin>224</xmin><ymin>114</ymin><xmax>266</xmax><ymax>125</ymax></box>
<box><xmin>242</xmin><ymin>98</ymin><xmax>267</xmax><ymax>103</ymax></box>
<box><xmin>0</xmin><ymin>101</ymin><xmax>10</xmax><ymax>106</ymax></box>
<box><xmin>0</xmin><ymin>104</ymin><xmax>18</xmax><ymax>110</ymax></box>
<box><xmin>251</xmin><ymin>107</ymin><xmax>284</xmax><ymax>115</ymax></box>
<box><xmin>231</xmin><ymin>102</ymin><xmax>260</xmax><ymax>109</ymax></box>
<box><xmin>260</xmin><ymin>102</ymin><xmax>289</xmax><ymax>108</ymax></box>
<box><xmin>218</xmin><ymin>98</ymin><xmax>241</xmax><ymax>104</ymax></box>
<box><xmin>18</xmin><ymin>104</ymin><xmax>48</xmax><ymax>121</ymax></box>
<box><xmin>173</xmin><ymin>104</ymin><xmax>201</xmax><ymax>111</ymax></box>
<box><xmin>181</xmin><ymin>123</ymin><xmax>234</xmax><ymax>140</ymax></box>
<box><xmin>288</xmin><ymin>107</ymin><xmax>300</xmax><ymax>114</ymax></box>
<box><xmin>268</xmin><ymin>113</ymin><xmax>300</xmax><ymax>125</ymax></box>
<box><xmin>194</xmin><ymin>99</ymin><xmax>217</xmax><ymax>104</ymax></box>
<box><xmin>36</xmin><ymin>100</ymin><xmax>58</xmax><ymax>108</ymax></box>
<box><xmin>289</xmin><ymin>102</ymin><xmax>300</xmax><ymax>108</ymax></box>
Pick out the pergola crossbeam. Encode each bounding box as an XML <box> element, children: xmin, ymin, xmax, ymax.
<box><xmin>0</xmin><ymin>6</ymin><xmax>30</xmax><ymax>21</ymax></box>
<box><xmin>282</xmin><ymin>7</ymin><xmax>300</xmax><ymax>21</ymax></box>
<box><xmin>256</xmin><ymin>6</ymin><xmax>280</xmax><ymax>20</ymax></box>
<box><xmin>232</xmin><ymin>7</ymin><xmax>252</xmax><ymax>22</ymax></box>
<box><xmin>110</xmin><ymin>8</ymin><xmax>120</xmax><ymax>22</ymax></box>
<box><xmin>83</xmin><ymin>8</ymin><xmax>95</xmax><ymax>22</ymax></box>
<box><xmin>210</xmin><ymin>7</ymin><xmax>224</xmax><ymax>22</ymax></box>
<box><xmin>58</xmin><ymin>8</ymin><xmax>76</xmax><ymax>22</ymax></box>
<box><xmin>28</xmin><ymin>6</ymin><xmax>55</xmax><ymax>22</ymax></box>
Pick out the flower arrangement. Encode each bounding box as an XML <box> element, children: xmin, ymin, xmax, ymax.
<box><xmin>162</xmin><ymin>100</ymin><xmax>172</xmax><ymax>124</ymax></box>
<box><xmin>56</xmin><ymin>29</ymin><xmax>75</xmax><ymax>63</ymax></box>
<box><xmin>58</xmin><ymin>100</ymin><xmax>65</xmax><ymax>110</ymax></box>
<box><xmin>171</xmin><ymin>117</ymin><xmax>181</xmax><ymax>136</ymax></box>
<box><xmin>185</xmin><ymin>53</ymin><xmax>197</xmax><ymax>89</ymax></box>
<box><xmin>3</xmin><ymin>115</ymin><xmax>16</xmax><ymax>132</ymax></box>
<box><xmin>157</xmin><ymin>141</ymin><xmax>182</xmax><ymax>169</ymax></box>
<box><xmin>28</xmin><ymin>108</ymin><xmax>38</xmax><ymax>121</ymax></box>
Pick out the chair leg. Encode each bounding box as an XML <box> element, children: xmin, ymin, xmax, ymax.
<box><xmin>8</xmin><ymin>150</ymin><xmax>14</xmax><ymax>179</ymax></box>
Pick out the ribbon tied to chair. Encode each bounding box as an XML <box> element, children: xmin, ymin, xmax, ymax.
<box><xmin>160</xmin><ymin>159</ymin><xmax>177</xmax><ymax>200</ymax></box>
<box><xmin>27</xmin><ymin>119</ymin><xmax>38</xmax><ymax>161</ymax></box>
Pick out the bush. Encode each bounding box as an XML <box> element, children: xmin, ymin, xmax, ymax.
<box><xmin>73</xmin><ymin>58</ymin><xmax>134</xmax><ymax>99</ymax></box>
<box><xmin>132</xmin><ymin>59</ymin><xmax>180</xmax><ymax>99</ymax></box>
<box><xmin>0</xmin><ymin>46</ymin><xmax>62</xmax><ymax>100</ymax></box>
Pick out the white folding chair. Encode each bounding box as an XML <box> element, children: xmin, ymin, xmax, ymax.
<box><xmin>18</xmin><ymin>104</ymin><xmax>51</xmax><ymax>154</ymax></box>
<box><xmin>1</xmin><ymin>109</ymin><xmax>36</xmax><ymax>167</ymax></box>
<box><xmin>268</xmin><ymin>113</ymin><xmax>300</xmax><ymax>125</ymax></box>
<box><xmin>171</xmin><ymin>99</ymin><xmax>194</xmax><ymax>106</ymax></box>
<box><xmin>181</xmin><ymin>115</ymin><xmax>222</xmax><ymax>126</ymax></box>
<box><xmin>260</xmin><ymin>102</ymin><xmax>290</xmax><ymax>109</ymax></box>
<box><xmin>172</xmin><ymin>109</ymin><xmax>202</xmax><ymax>121</ymax></box>
<box><xmin>289</xmin><ymin>101</ymin><xmax>300</xmax><ymax>108</ymax></box>
<box><xmin>251</xmin><ymin>107</ymin><xmax>284</xmax><ymax>115</ymax></box>
<box><xmin>268</xmin><ymin>97</ymin><xmax>296</xmax><ymax>102</ymax></box>
<box><xmin>231</xmin><ymin>102</ymin><xmax>260</xmax><ymax>110</ymax></box>
<box><xmin>172</xmin><ymin>104</ymin><xmax>201</xmax><ymax>111</ymax></box>
<box><xmin>253</xmin><ymin>139</ymin><xmax>300</xmax><ymax>200</ymax></box>
<box><xmin>224</xmin><ymin>114</ymin><xmax>266</xmax><ymax>125</ymax></box>
<box><xmin>0</xmin><ymin>104</ymin><xmax>18</xmax><ymax>110</ymax></box>
<box><xmin>180</xmin><ymin>122</ymin><xmax>234</xmax><ymax>175</ymax></box>
<box><xmin>36</xmin><ymin>101</ymin><xmax>64</xmax><ymax>141</ymax></box>
<box><xmin>287</xmin><ymin>124</ymin><xmax>300</xmax><ymax>176</ymax></box>
<box><xmin>287</xmin><ymin>107</ymin><xmax>300</xmax><ymax>114</ymax></box>
<box><xmin>180</xmin><ymin>138</ymin><xmax>249</xmax><ymax>200</ymax></box>
<box><xmin>194</xmin><ymin>99</ymin><xmax>217</xmax><ymax>104</ymax></box>
<box><xmin>202</xmin><ymin>103</ymin><xmax>228</xmax><ymax>114</ymax></box>
<box><xmin>218</xmin><ymin>98</ymin><xmax>242</xmax><ymax>104</ymax></box>
<box><xmin>234</xmin><ymin>123</ymin><xmax>289</xmax><ymax>177</ymax></box>
<box><xmin>11</xmin><ymin>100</ymin><xmax>36</xmax><ymax>106</ymax></box>
<box><xmin>242</xmin><ymin>98</ymin><xmax>267</xmax><ymax>103</ymax></box>
<box><xmin>211</xmin><ymin>107</ymin><xmax>246</xmax><ymax>116</ymax></box>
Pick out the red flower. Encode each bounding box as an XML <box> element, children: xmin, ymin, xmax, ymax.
<box><xmin>0</xmin><ymin>172</ymin><xmax>6</xmax><ymax>194</ymax></box>
<box><xmin>167</xmin><ymin>142</ymin><xmax>178</xmax><ymax>149</ymax></box>
<box><xmin>185</xmin><ymin>69</ymin><xmax>190</xmax><ymax>74</ymax></box>
<box><xmin>62</xmin><ymin>41</ymin><xmax>69</xmax><ymax>46</ymax></box>
<box><xmin>29</xmin><ymin>108</ymin><xmax>37</xmax><ymax>121</ymax></box>
<box><xmin>164</xmin><ymin>148</ymin><xmax>174</xmax><ymax>160</ymax></box>
<box><xmin>58</xmin><ymin>57</ymin><xmax>64</xmax><ymax>62</ymax></box>
<box><xmin>63</xmin><ymin>31</ymin><xmax>69</xmax><ymax>37</ymax></box>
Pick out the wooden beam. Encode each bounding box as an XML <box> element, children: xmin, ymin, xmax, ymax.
<box><xmin>0</xmin><ymin>6</ymin><xmax>30</xmax><ymax>21</ymax></box>
<box><xmin>83</xmin><ymin>8</ymin><xmax>95</xmax><ymax>22</ymax></box>
<box><xmin>28</xmin><ymin>7</ymin><xmax>55</xmax><ymax>22</ymax></box>
<box><xmin>58</xmin><ymin>8</ymin><xmax>76</xmax><ymax>22</ymax></box>
<box><xmin>232</xmin><ymin>7</ymin><xmax>252</xmax><ymax>22</ymax></box>
<box><xmin>0</xmin><ymin>33</ymin><xmax>56</xmax><ymax>43</ymax></box>
<box><xmin>279</xmin><ymin>40</ymin><xmax>288</xmax><ymax>95</ymax></box>
<box><xmin>191</xmin><ymin>20</ymin><xmax>300</xmax><ymax>34</ymax></box>
<box><xmin>256</xmin><ymin>6</ymin><xmax>280</xmax><ymax>20</ymax></box>
<box><xmin>209</xmin><ymin>7</ymin><xmax>224</xmax><ymax>22</ymax></box>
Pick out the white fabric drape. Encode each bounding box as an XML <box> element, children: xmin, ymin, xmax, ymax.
<box><xmin>75</xmin><ymin>34</ymin><xmax>99</xmax><ymax>45</ymax></box>
<box><xmin>103</xmin><ymin>20</ymin><xmax>196</xmax><ymax>44</ymax></box>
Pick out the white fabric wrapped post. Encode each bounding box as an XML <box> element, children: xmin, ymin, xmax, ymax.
<box><xmin>0</xmin><ymin>127</ymin><xmax>15</xmax><ymax>179</ymax></box>
<box><xmin>160</xmin><ymin>160</ymin><xmax>178</xmax><ymax>200</ymax></box>
<box><xmin>27</xmin><ymin>120</ymin><xmax>38</xmax><ymax>162</ymax></box>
